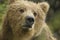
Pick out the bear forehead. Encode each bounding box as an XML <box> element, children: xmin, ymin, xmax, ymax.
<box><xmin>9</xmin><ymin>1</ymin><xmax>39</xmax><ymax>10</ymax></box>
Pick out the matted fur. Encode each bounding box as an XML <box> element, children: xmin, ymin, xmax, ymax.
<box><xmin>1</xmin><ymin>0</ymin><xmax>57</xmax><ymax>40</ymax></box>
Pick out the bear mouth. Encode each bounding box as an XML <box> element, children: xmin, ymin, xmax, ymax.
<box><xmin>22</xmin><ymin>24</ymin><xmax>32</xmax><ymax>28</ymax></box>
<box><xmin>22</xmin><ymin>24</ymin><xmax>33</xmax><ymax>30</ymax></box>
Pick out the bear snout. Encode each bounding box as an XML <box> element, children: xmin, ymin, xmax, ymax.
<box><xmin>24</xmin><ymin>16</ymin><xmax>34</xmax><ymax>28</ymax></box>
<box><xmin>26</xmin><ymin>16</ymin><xmax>34</xmax><ymax>24</ymax></box>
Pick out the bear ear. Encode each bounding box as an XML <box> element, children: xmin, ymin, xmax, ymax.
<box><xmin>38</xmin><ymin>2</ymin><xmax>50</xmax><ymax>13</ymax></box>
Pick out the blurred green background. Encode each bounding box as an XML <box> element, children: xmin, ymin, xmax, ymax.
<box><xmin>0</xmin><ymin>2</ymin><xmax>6</xmax><ymax>25</ymax></box>
<box><xmin>0</xmin><ymin>0</ymin><xmax>60</xmax><ymax>40</ymax></box>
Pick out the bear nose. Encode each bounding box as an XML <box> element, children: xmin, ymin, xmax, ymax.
<box><xmin>26</xmin><ymin>16</ymin><xmax>34</xmax><ymax>25</ymax></box>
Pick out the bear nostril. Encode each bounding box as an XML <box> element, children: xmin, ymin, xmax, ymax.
<box><xmin>26</xmin><ymin>16</ymin><xmax>34</xmax><ymax>24</ymax></box>
<box><xmin>27</xmin><ymin>18</ymin><xmax>34</xmax><ymax>22</ymax></box>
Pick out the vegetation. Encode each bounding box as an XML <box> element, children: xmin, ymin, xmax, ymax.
<box><xmin>47</xmin><ymin>11</ymin><xmax>60</xmax><ymax>32</ymax></box>
<box><xmin>0</xmin><ymin>4</ymin><xmax>5</xmax><ymax>23</ymax></box>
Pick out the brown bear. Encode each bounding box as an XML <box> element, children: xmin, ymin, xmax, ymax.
<box><xmin>1</xmin><ymin>0</ymin><xmax>57</xmax><ymax>40</ymax></box>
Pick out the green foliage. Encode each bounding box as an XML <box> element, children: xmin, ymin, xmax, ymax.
<box><xmin>0</xmin><ymin>2</ymin><xmax>6</xmax><ymax>25</ymax></box>
<box><xmin>47</xmin><ymin>11</ymin><xmax>60</xmax><ymax>32</ymax></box>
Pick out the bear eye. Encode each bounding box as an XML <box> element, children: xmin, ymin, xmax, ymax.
<box><xmin>33</xmin><ymin>12</ymin><xmax>37</xmax><ymax>16</ymax></box>
<box><xmin>19</xmin><ymin>9</ymin><xmax>24</xmax><ymax>13</ymax></box>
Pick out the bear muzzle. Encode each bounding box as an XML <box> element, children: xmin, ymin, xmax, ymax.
<box><xmin>25</xmin><ymin>16</ymin><xmax>34</xmax><ymax>27</ymax></box>
<box><xmin>22</xmin><ymin>16</ymin><xmax>34</xmax><ymax>30</ymax></box>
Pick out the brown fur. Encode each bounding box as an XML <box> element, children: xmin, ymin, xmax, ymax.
<box><xmin>1</xmin><ymin>0</ymin><xmax>57</xmax><ymax>40</ymax></box>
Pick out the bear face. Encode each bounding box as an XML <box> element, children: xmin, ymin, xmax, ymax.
<box><xmin>8</xmin><ymin>1</ymin><xmax>37</xmax><ymax>31</ymax></box>
<box><xmin>7</xmin><ymin>0</ymin><xmax>49</xmax><ymax>32</ymax></box>
<box><xmin>2</xmin><ymin>0</ymin><xmax>50</xmax><ymax>40</ymax></box>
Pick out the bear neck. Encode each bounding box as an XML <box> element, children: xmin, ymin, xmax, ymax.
<box><xmin>13</xmin><ymin>29</ymin><xmax>35</xmax><ymax>40</ymax></box>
